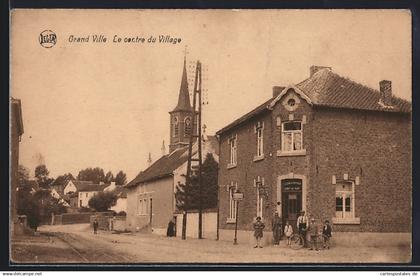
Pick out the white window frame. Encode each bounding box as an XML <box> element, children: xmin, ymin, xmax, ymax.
<box><xmin>255</xmin><ymin>122</ymin><xmax>264</xmax><ymax>158</ymax></box>
<box><xmin>228</xmin><ymin>135</ymin><xmax>237</xmax><ymax>168</ymax></box>
<box><xmin>333</xmin><ymin>180</ymin><xmax>360</xmax><ymax>224</ymax></box>
<box><xmin>227</xmin><ymin>182</ymin><xmax>238</xmax><ymax>223</ymax></box>
<box><xmin>281</xmin><ymin>121</ymin><xmax>303</xmax><ymax>153</ymax></box>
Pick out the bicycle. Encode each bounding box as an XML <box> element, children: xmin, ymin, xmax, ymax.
<box><xmin>290</xmin><ymin>233</ymin><xmax>332</xmax><ymax>250</ymax></box>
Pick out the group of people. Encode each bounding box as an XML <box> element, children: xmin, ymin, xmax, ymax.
<box><xmin>253</xmin><ymin>211</ymin><xmax>332</xmax><ymax>250</ymax></box>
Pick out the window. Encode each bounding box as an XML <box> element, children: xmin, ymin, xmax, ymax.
<box><xmin>86</xmin><ymin>193</ymin><xmax>88</xmax><ymax>198</ymax></box>
<box><xmin>173</xmin><ymin>117</ymin><xmax>179</xmax><ymax>137</ymax></box>
<box><xmin>184</xmin><ymin>117</ymin><xmax>192</xmax><ymax>137</ymax></box>
<box><xmin>228</xmin><ymin>136</ymin><xmax>237</xmax><ymax>166</ymax></box>
<box><xmin>282</xmin><ymin>121</ymin><xmax>303</xmax><ymax>152</ymax></box>
<box><xmin>335</xmin><ymin>181</ymin><xmax>354</xmax><ymax>219</ymax></box>
<box><xmin>227</xmin><ymin>182</ymin><xmax>238</xmax><ymax>222</ymax></box>
<box><xmin>255</xmin><ymin>122</ymin><xmax>264</xmax><ymax>157</ymax></box>
<box><xmin>256</xmin><ymin>177</ymin><xmax>265</xmax><ymax>218</ymax></box>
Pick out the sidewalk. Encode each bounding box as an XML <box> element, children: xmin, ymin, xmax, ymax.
<box><xmin>39</xmin><ymin>224</ymin><xmax>411</xmax><ymax>263</ymax></box>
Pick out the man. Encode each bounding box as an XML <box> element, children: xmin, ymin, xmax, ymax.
<box><xmin>297</xmin><ymin>210</ymin><xmax>308</xmax><ymax>246</ymax></box>
<box><xmin>271</xmin><ymin>211</ymin><xmax>282</xmax><ymax>246</ymax></box>
<box><xmin>93</xmin><ymin>218</ymin><xmax>99</xmax><ymax>235</ymax></box>
<box><xmin>308</xmin><ymin>218</ymin><xmax>319</xmax><ymax>251</ymax></box>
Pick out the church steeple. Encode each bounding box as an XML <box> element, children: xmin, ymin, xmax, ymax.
<box><xmin>171</xmin><ymin>58</ymin><xmax>192</xmax><ymax>112</ymax></box>
<box><xmin>168</xmin><ymin>55</ymin><xmax>195</xmax><ymax>153</ymax></box>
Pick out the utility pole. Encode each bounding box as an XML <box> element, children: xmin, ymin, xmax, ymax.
<box><xmin>183</xmin><ymin>60</ymin><xmax>203</xmax><ymax>239</ymax></box>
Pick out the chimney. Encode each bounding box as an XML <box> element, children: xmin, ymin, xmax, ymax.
<box><xmin>310</xmin><ymin>65</ymin><xmax>332</xmax><ymax>77</ymax></box>
<box><xmin>272</xmin><ymin>86</ymin><xmax>285</xmax><ymax>98</ymax></box>
<box><xmin>379</xmin><ymin>80</ymin><xmax>392</xmax><ymax>106</ymax></box>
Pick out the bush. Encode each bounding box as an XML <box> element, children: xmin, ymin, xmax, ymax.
<box><xmin>88</xmin><ymin>191</ymin><xmax>117</xmax><ymax>212</ymax></box>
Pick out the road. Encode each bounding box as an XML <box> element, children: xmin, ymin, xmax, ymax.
<box><xmin>11</xmin><ymin>223</ymin><xmax>411</xmax><ymax>264</ymax></box>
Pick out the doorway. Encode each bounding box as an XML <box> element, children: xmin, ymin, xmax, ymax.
<box><xmin>281</xmin><ymin>179</ymin><xmax>302</xmax><ymax>232</ymax></box>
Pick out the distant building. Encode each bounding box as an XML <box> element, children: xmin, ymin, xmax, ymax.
<box><xmin>63</xmin><ymin>180</ymin><xmax>112</xmax><ymax>208</ymax></box>
<box><xmin>125</xmin><ymin>58</ymin><xmax>219</xmax><ymax>235</ymax></box>
<box><xmin>216</xmin><ymin>66</ymin><xmax>411</xmax><ymax>243</ymax></box>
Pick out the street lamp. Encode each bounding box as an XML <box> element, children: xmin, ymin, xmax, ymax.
<box><xmin>232</xmin><ymin>189</ymin><xmax>243</xmax><ymax>245</ymax></box>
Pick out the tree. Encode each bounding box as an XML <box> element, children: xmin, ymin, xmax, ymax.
<box><xmin>77</xmin><ymin>167</ymin><xmax>106</xmax><ymax>183</ymax></box>
<box><xmin>114</xmin><ymin>170</ymin><xmax>127</xmax><ymax>186</ymax></box>
<box><xmin>104</xmin><ymin>171</ymin><xmax>114</xmax><ymax>183</ymax></box>
<box><xmin>35</xmin><ymin>164</ymin><xmax>54</xmax><ymax>189</ymax></box>
<box><xmin>88</xmin><ymin>191</ymin><xmax>118</xmax><ymax>212</ymax></box>
<box><xmin>53</xmin><ymin>173</ymin><xmax>75</xmax><ymax>187</ymax></box>
<box><xmin>175</xmin><ymin>153</ymin><xmax>219</xmax><ymax>211</ymax></box>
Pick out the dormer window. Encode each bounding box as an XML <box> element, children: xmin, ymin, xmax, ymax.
<box><xmin>184</xmin><ymin>117</ymin><xmax>192</xmax><ymax>137</ymax></box>
<box><xmin>173</xmin><ymin>117</ymin><xmax>179</xmax><ymax>137</ymax></box>
<box><xmin>282</xmin><ymin>121</ymin><xmax>302</xmax><ymax>152</ymax></box>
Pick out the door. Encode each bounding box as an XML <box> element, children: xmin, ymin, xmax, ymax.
<box><xmin>281</xmin><ymin>180</ymin><xmax>302</xmax><ymax>233</ymax></box>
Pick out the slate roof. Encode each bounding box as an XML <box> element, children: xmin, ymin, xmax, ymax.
<box><xmin>217</xmin><ymin>68</ymin><xmax>411</xmax><ymax>135</ymax></box>
<box><xmin>126</xmin><ymin>135</ymin><xmax>219</xmax><ymax>188</ymax></box>
<box><xmin>171</xmin><ymin>59</ymin><xmax>193</xmax><ymax>113</ymax></box>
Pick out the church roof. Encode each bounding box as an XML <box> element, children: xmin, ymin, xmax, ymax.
<box><xmin>171</xmin><ymin>59</ymin><xmax>192</xmax><ymax>113</ymax></box>
<box><xmin>217</xmin><ymin>68</ymin><xmax>411</xmax><ymax>135</ymax></box>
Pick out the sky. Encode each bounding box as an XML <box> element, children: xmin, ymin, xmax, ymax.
<box><xmin>11</xmin><ymin>9</ymin><xmax>412</xmax><ymax>181</ymax></box>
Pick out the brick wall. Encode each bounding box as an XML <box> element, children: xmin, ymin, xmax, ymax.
<box><xmin>218</xmin><ymin>88</ymin><xmax>411</xmax><ymax>234</ymax></box>
<box><xmin>310</xmin><ymin>107</ymin><xmax>411</xmax><ymax>232</ymax></box>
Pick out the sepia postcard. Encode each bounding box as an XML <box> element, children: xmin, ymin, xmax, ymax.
<box><xmin>10</xmin><ymin>9</ymin><xmax>412</xmax><ymax>264</ymax></box>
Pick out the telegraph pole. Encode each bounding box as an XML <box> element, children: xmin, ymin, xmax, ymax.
<box><xmin>184</xmin><ymin>60</ymin><xmax>204</xmax><ymax>239</ymax></box>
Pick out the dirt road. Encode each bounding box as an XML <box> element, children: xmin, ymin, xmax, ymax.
<box><xmin>17</xmin><ymin>224</ymin><xmax>409</xmax><ymax>264</ymax></box>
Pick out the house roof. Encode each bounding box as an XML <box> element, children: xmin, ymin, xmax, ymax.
<box><xmin>126</xmin><ymin>135</ymin><xmax>219</xmax><ymax>189</ymax></box>
<box><xmin>217</xmin><ymin>68</ymin><xmax>411</xmax><ymax>135</ymax></box>
<box><xmin>126</xmin><ymin>146</ymin><xmax>190</xmax><ymax>188</ymax></box>
<box><xmin>69</xmin><ymin>180</ymin><xmax>110</xmax><ymax>192</ymax></box>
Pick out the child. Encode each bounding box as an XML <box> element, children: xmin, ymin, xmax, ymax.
<box><xmin>284</xmin><ymin>220</ymin><xmax>293</xmax><ymax>246</ymax></box>
<box><xmin>253</xmin><ymin>216</ymin><xmax>265</xmax><ymax>248</ymax></box>
<box><xmin>322</xmin><ymin>219</ymin><xmax>332</xmax><ymax>249</ymax></box>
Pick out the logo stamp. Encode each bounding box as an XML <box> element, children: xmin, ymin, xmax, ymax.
<box><xmin>39</xmin><ymin>30</ymin><xmax>57</xmax><ymax>48</ymax></box>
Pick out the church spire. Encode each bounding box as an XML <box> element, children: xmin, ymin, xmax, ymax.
<box><xmin>171</xmin><ymin>54</ymin><xmax>192</xmax><ymax>112</ymax></box>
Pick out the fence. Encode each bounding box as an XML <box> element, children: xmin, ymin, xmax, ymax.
<box><xmin>175</xmin><ymin>209</ymin><xmax>218</xmax><ymax>240</ymax></box>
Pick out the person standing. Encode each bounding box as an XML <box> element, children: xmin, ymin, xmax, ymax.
<box><xmin>322</xmin><ymin>219</ymin><xmax>332</xmax><ymax>249</ymax></box>
<box><xmin>308</xmin><ymin>218</ymin><xmax>319</xmax><ymax>251</ymax></box>
<box><xmin>93</xmin><ymin>218</ymin><xmax>99</xmax><ymax>235</ymax></box>
<box><xmin>253</xmin><ymin>216</ymin><xmax>265</xmax><ymax>248</ymax></box>
<box><xmin>271</xmin><ymin>211</ymin><xmax>282</xmax><ymax>246</ymax></box>
<box><xmin>284</xmin><ymin>220</ymin><xmax>293</xmax><ymax>246</ymax></box>
<box><xmin>297</xmin><ymin>211</ymin><xmax>308</xmax><ymax>246</ymax></box>
<box><xmin>166</xmin><ymin>217</ymin><xmax>176</xmax><ymax>237</ymax></box>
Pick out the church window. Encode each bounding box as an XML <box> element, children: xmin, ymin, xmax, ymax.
<box><xmin>173</xmin><ymin>117</ymin><xmax>179</xmax><ymax>137</ymax></box>
<box><xmin>184</xmin><ymin>117</ymin><xmax>192</xmax><ymax>137</ymax></box>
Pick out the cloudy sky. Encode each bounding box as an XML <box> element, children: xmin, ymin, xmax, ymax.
<box><xmin>11</xmin><ymin>9</ymin><xmax>411</xmax><ymax>181</ymax></box>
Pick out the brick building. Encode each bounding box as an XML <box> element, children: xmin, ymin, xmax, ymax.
<box><xmin>216</xmin><ymin>66</ymin><xmax>411</xmax><ymax>243</ymax></box>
